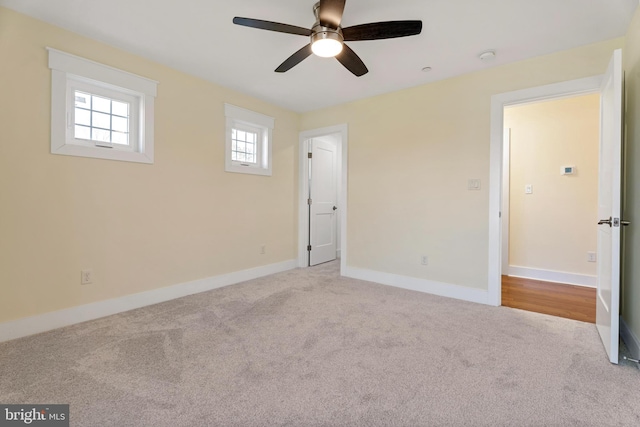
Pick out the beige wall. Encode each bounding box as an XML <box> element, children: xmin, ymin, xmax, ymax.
<box><xmin>1</xmin><ymin>4</ymin><xmax>634</xmax><ymax>332</ymax></box>
<box><xmin>505</xmin><ymin>95</ymin><xmax>600</xmax><ymax>276</ymax></box>
<box><xmin>0</xmin><ymin>8</ymin><xmax>299</xmax><ymax>324</ymax></box>
<box><xmin>300</xmin><ymin>38</ymin><xmax>623</xmax><ymax>291</ymax></box>
<box><xmin>623</xmin><ymin>7</ymin><xmax>640</xmax><ymax>350</ymax></box>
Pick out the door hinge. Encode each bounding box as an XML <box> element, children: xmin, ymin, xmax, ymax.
<box><xmin>307</xmin><ymin>198</ymin><xmax>312</xmax><ymax>205</ymax></box>
<box><xmin>307</xmin><ymin>245</ymin><xmax>312</xmax><ymax>251</ymax></box>
<box><xmin>308</xmin><ymin>152</ymin><xmax>312</xmax><ymax>158</ymax></box>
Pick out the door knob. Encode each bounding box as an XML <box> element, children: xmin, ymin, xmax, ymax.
<box><xmin>332</xmin><ymin>206</ymin><xmax>337</xmax><ymax>211</ymax></box>
<box><xmin>598</xmin><ymin>217</ymin><xmax>612</xmax><ymax>227</ymax></box>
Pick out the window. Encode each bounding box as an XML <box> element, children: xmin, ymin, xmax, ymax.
<box><xmin>224</xmin><ymin>104</ymin><xmax>274</xmax><ymax>176</ymax></box>
<box><xmin>231</xmin><ymin>126</ymin><xmax>258</xmax><ymax>164</ymax></box>
<box><xmin>48</xmin><ymin>48</ymin><xmax>158</xmax><ymax>164</ymax></box>
<box><xmin>73</xmin><ymin>89</ymin><xmax>133</xmax><ymax>148</ymax></box>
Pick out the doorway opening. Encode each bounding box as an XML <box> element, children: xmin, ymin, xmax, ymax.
<box><xmin>487</xmin><ymin>75</ymin><xmax>603</xmax><ymax>307</ymax></box>
<box><xmin>500</xmin><ymin>93</ymin><xmax>600</xmax><ymax>323</ymax></box>
<box><xmin>298</xmin><ymin>124</ymin><xmax>348</xmax><ymax>272</ymax></box>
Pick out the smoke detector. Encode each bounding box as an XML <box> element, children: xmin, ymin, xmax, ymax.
<box><xmin>479</xmin><ymin>50</ymin><xmax>496</xmax><ymax>62</ymax></box>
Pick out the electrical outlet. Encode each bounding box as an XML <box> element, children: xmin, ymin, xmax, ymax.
<box><xmin>587</xmin><ymin>252</ymin><xmax>597</xmax><ymax>262</ymax></box>
<box><xmin>421</xmin><ymin>255</ymin><xmax>428</xmax><ymax>266</ymax></box>
<box><xmin>260</xmin><ymin>245</ymin><xmax>266</xmax><ymax>255</ymax></box>
<box><xmin>81</xmin><ymin>269</ymin><xmax>93</xmax><ymax>285</ymax></box>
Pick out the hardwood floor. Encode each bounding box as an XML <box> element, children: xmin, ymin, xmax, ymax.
<box><xmin>502</xmin><ymin>275</ymin><xmax>596</xmax><ymax>323</ymax></box>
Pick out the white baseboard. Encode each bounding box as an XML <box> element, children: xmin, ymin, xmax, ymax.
<box><xmin>0</xmin><ymin>259</ymin><xmax>297</xmax><ymax>343</ymax></box>
<box><xmin>343</xmin><ymin>266</ymin><xmax>490</xmax><ymax>305</ymax></box>
<box><xmin>508</xmin><ymin>265</ymin><xmax>596</xmax><ymax>288</ymax></box>
<box><xmin>620</xmin><ymin>316</ymin><xmax>640</xmax><ymax>360</ymax></box>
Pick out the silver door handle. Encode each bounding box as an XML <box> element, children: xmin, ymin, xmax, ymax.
<box><xmin>598</xmin><ymin>217</ymin><xmax>612</xmax><ymax>227</ymax></box>
<box><xmin>598</xmin><ymin>217</ymin><xmax>631</xmax><ymax>227</ymax></box>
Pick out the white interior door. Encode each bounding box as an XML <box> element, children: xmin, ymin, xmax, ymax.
<box><xmin>309</xmin><ymin>138</ymin><xmax>337</xmax><ymax>266</ymax></box>
<box><xmin>596</xmin><ymin>49</ymin><xmax>623</xmax><ymax>364</ymax></box>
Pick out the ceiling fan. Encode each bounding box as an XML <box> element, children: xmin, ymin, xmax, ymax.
<box><xmin>233</xmin><ymin>0</ymin><xmax>422</xmax><ymax>77</ymax></box>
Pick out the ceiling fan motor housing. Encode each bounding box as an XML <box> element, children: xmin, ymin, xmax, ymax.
<box><xmin>311</xmin><ymin>25</ymin><xmax>344</xmax><ymax>45</ymax></box>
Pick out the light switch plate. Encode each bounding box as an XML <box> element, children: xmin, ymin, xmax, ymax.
<box><xmin>468</xmin><ymin>179</ymin><xmax>481</xmax><ymax>190</ymax></box>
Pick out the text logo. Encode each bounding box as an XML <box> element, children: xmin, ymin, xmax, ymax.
<box><xmin>0</xmin><ymin>405</ymin><xmax>69</xmax><ymax>427</ymax></box>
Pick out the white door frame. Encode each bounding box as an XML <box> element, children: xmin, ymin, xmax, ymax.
<box><xmin>298</xmin><ymin>124</ymin><xmax>348</xmax><ymax>272</ymax></box>
<box><xmin>502</xmin><ymin>127</ymin><xmax>511</xmax><ymax>275</ymax></box>
<box><xmin>488</xmin><ymin>76</ymin><xmax>602</xmax><ymax>306</ymax></box>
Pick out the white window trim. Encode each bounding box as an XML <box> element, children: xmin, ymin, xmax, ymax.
<box><xmin>224</xmin><ymin>103</ymin><xmax>274</xmax><ymax>176</ymax></box>
<box><xmin>48</xmin><ymin>48</ymin><xmax>158</xmax><ymax>164</ymax></box>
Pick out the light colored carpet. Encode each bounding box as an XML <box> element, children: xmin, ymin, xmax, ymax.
<box><xmin>1</xmin><ymin>261</ymin><xmax>639</xmax><ymax>426</ymax></box>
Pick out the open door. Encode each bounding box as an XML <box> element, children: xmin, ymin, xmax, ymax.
<box><xmin>596</xmin><ymin>49</ymin><xmax>624</xmax><ymax>364</ymax></box>
<box><xmin>309</xmin><ymin>138</ymin><xmax>338</xmax><ymax>266</ymax></box>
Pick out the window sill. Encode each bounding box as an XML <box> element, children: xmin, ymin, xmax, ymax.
<box><xmin>225</xmin><ymin>163</ymin><xmax>272</xmax><ymax>176</ymax></box>
<box><xmin>52</xmin><ymin>143</ymin><xmax>153</xmax><ymax>164</ymax></box>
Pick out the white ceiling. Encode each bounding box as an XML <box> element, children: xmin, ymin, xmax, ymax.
<box><xmin>1</xmin><ymin>0</ymin><xmax>636</xmax><ymax>112</ymax></box>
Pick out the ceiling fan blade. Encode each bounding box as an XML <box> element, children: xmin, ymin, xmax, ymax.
<box><xmin>335</xmin><ymin>44</ymin><xmax>368</xmax><ymax>77</ymax></box>
<box><xmin>318</xmin><ymin>0</ymin><xmax>346</xmax><ymax>28</ymax></box>
<box><xmin>233</xmin><ymin>17</ymin><xmax>312</xmax><ymax>36</ymax></box>
<box><xmin>342</xmin><ymin>21</ymin><xmax>423</xmax><ymax>41</ymax></box>
<box><xmin>275</xmin><ymin>44</ymin><xmax>313</xmax><ymax>73</ymax></box>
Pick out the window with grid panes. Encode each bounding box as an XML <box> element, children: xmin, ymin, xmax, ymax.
<box><xmin>231</xmin><ymin>126</ymin><xmax>259</xmax><ymax>164</ymax></box>
<box><xmin>48</xmin><ymin>48</ymin><xmax>157</xmax><ymax>164</ymax></box>
<box><xmin>74</xmin><ymin>90</ymin><xmax>131</xmax><ymax>147</ymax></box>
<box><xmin>224</xmin><ymin>104</ymin><xmax>274</xmax><ymax>176</ymax></box>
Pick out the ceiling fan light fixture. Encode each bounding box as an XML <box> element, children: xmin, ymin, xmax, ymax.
<box><xmin>311</xmin><ymin>39</ymin><xmax>343</xmax><ymax>57</ymax></box>
<box><xmin>311</xmin><ymin>28</ymin><xmax>343</xmax><ymax>57</ymax></box>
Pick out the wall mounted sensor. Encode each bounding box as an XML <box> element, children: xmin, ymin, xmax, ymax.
<box><xmin>561</xmin><ymin>166</ymin><xmax>575</xmax><ymax>175</ymax></box>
